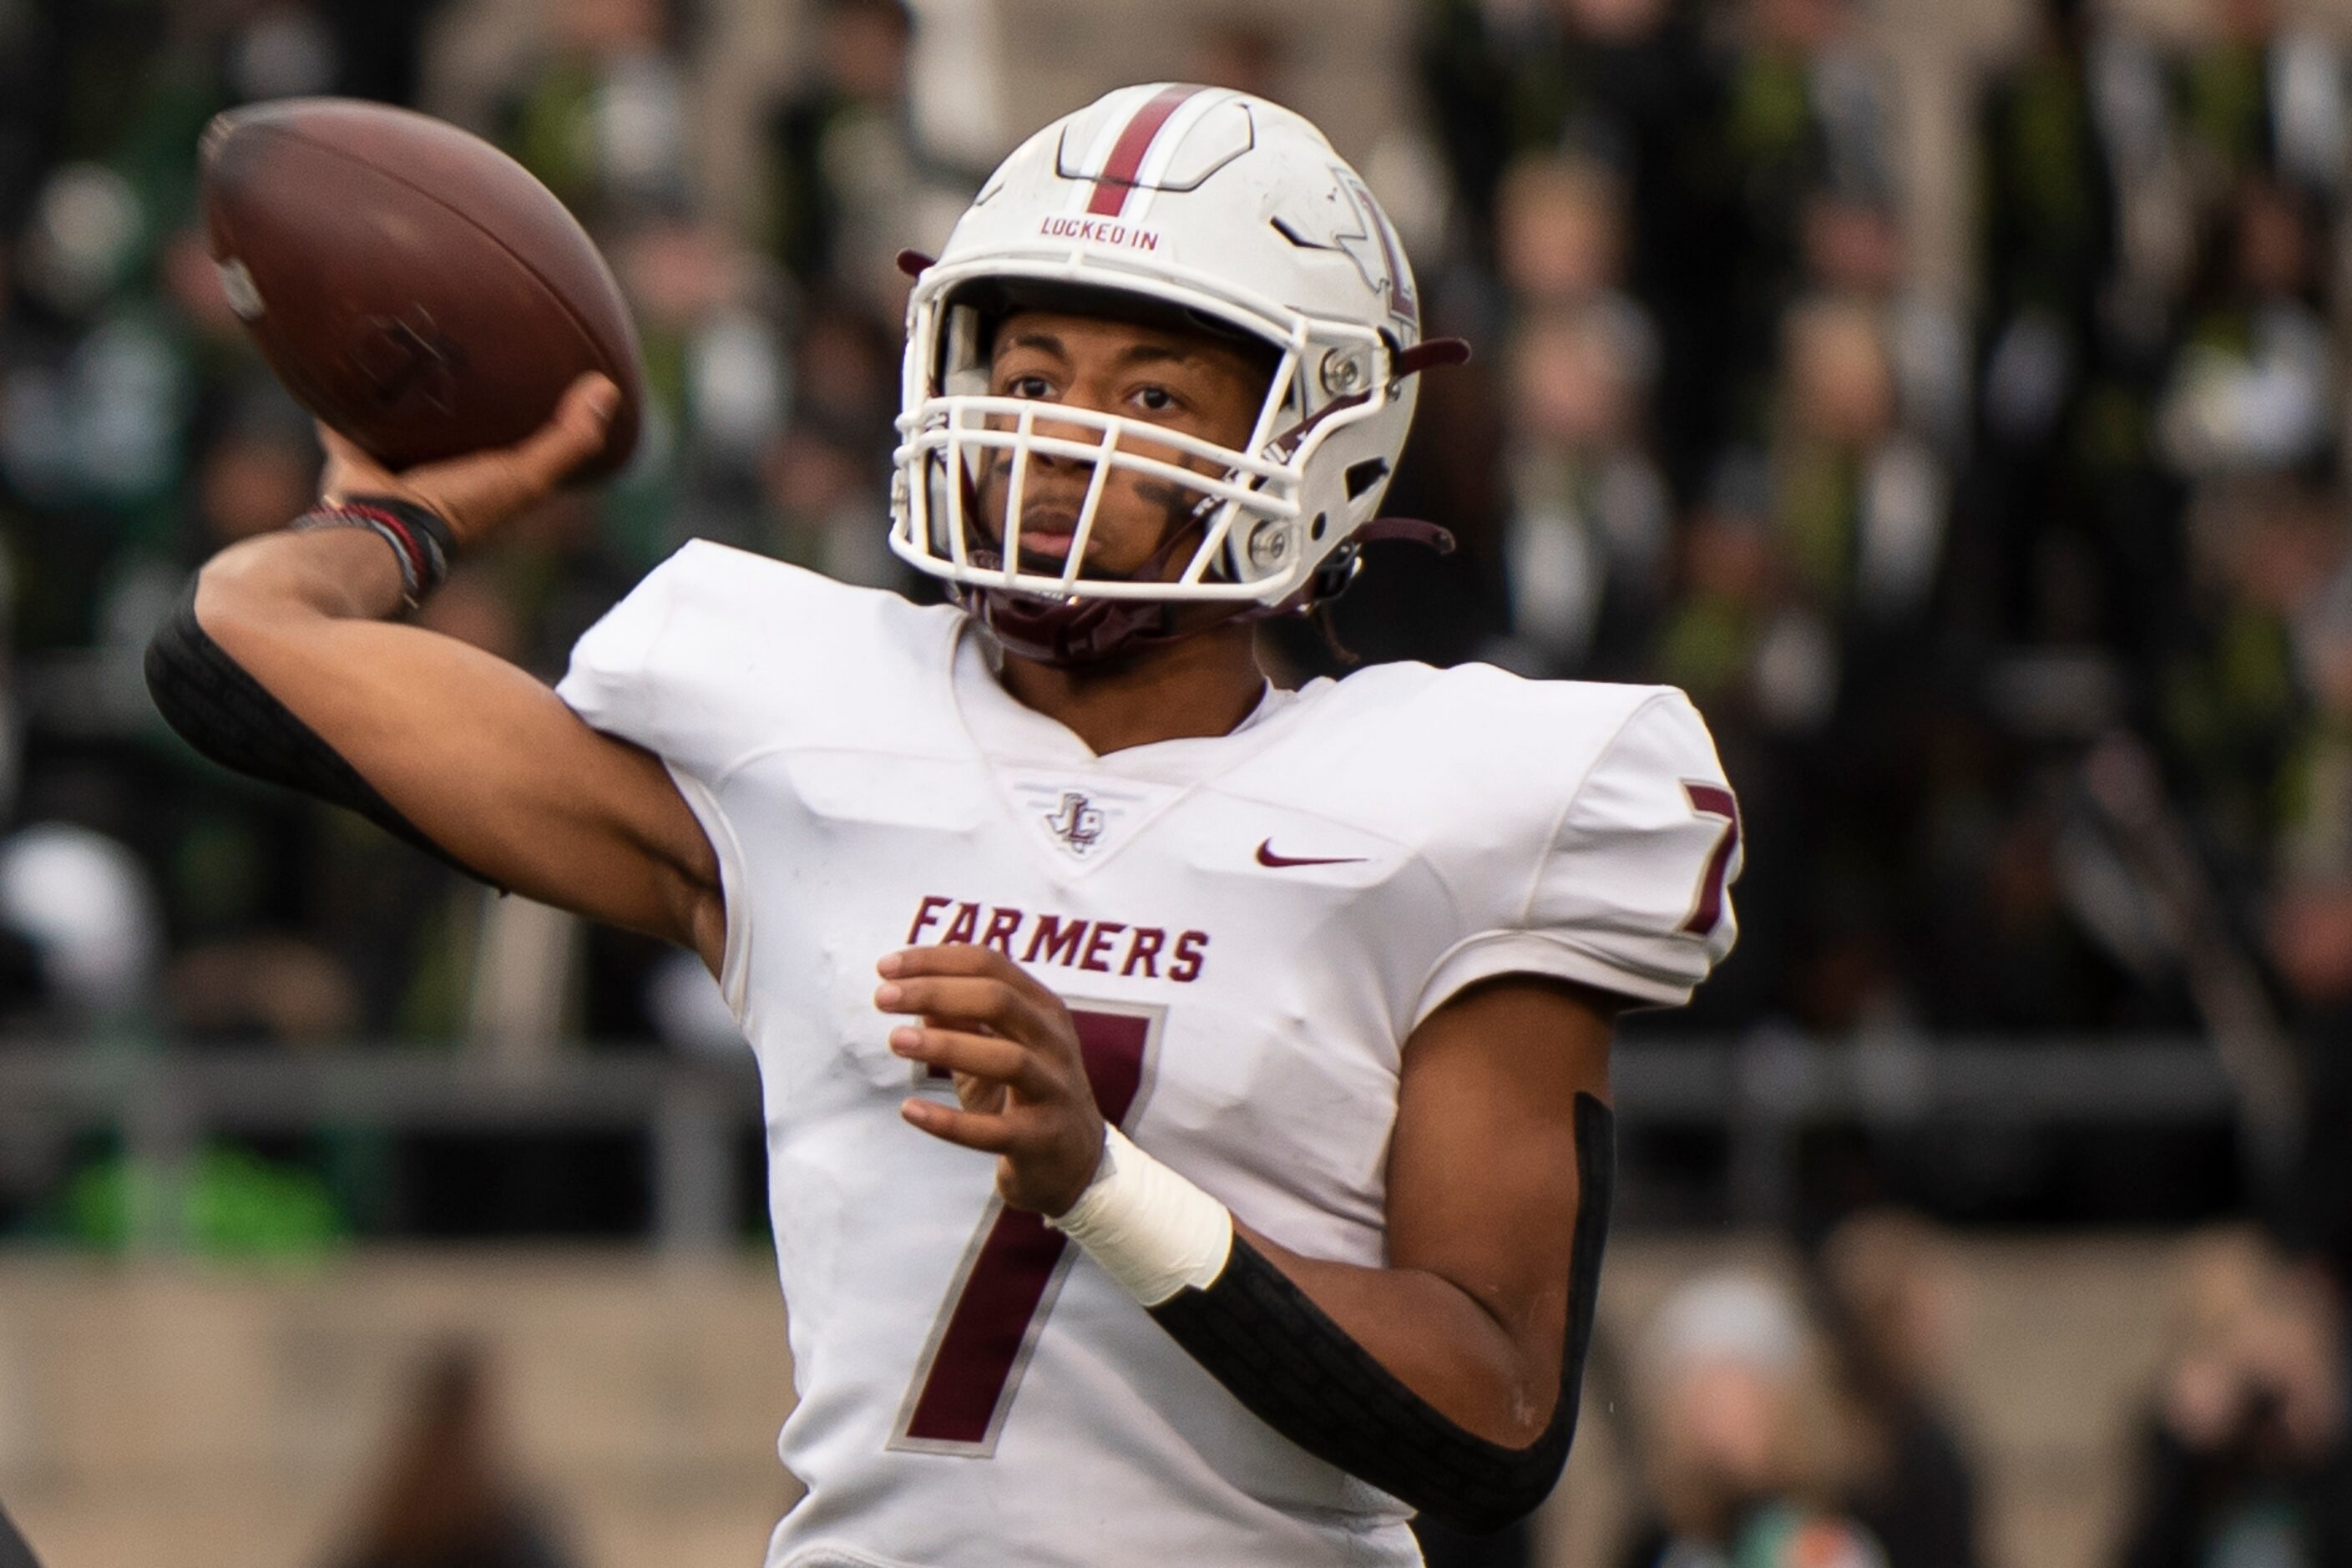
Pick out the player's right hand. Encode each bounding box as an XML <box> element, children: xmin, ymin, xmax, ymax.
<box><xmin>316</xmin><ymin>372</ymin><xmax>620</xmax><ymax>549</ymax></box>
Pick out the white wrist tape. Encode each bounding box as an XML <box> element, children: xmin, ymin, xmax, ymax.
<box><xmin>1047</xmin><ymin>1126</ymin><xmax>1234</xmax><ymax>1307</ymax></box>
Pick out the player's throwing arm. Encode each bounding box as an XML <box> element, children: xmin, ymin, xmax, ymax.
<box><xmin>145</xmin><ymin>377</ymin><xmax>724</xmax><ymax>969</ymax></box>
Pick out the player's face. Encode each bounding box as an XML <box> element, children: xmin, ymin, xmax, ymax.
<box><xmin>974</xmin><ymin>309</ymin><xmax>1270</xmax><ymax>581</ymax></box>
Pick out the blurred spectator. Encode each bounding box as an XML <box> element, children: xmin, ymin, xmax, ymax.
<box><xmin>1714</xmin><ymin>0</ymin><xmax>1897</xmax><ymax>448</ymax></box>
<box><xmin>494</xmin><ymin>0</ymin><xmax>693</xmax><ymax>225</ymax></box>
<box><xmin>0</xmin><ymin>822</ymin><xmax>161</xmax><ymax>1034</ymax></box>
<box><xmin>326</xmin><ymin>1343</ymin><xmax>575</xmax><ymax>1568</ymax></box>
<box><xmin>1657</xmin><ymin>458</ymin><xmax>1823</xmax><ymax>741</ymax></box>
<box><xmin>1495</xmin><ymin>153</ymin><xmax>1659</xmax><ymax>374</ymax></box>
<box><xmin>791</xmin><ymin>294</ymin><xmax>902</xmax><ymax>454</ymax></box>
<box><xmin>764</xmin><ymin>0</ymin><xmax>971</xmax><ymax>325</ymax></box>
<box><xmin>606</xmin><ymin>214</ymin><xmax>792</xmax><ymax>559</ymax></box>
<box><xmin>2154</xmin><ymin>174</ymin><xmax>2342</xmax><ymax>479</ymax></box>
<box><xmin>1619</xmin><ymin>1271</ymin><xmax>1890</xmax><ymax>1568</ymax></box>
<box><xmin>2160</xmin><ymin>479</ymin><xmax>2340</xmax><ymax>870</ymax></box>
<box><xmin>761</xmin><ymin>420</ymin><xmax>899</xmax><ymax>589</ymax></box>
<box><xmin>1417</xmin><ymin>0</ymin><xmax>1724</xmax><ymax>483</ymax></box>
<box><xmin>1492</xmin><ymin>303</ymin><xmax>1670</xmax><ymax>677</ymax></box>
<box><xmin>2159</xmin><ymin>176</ymin><xmax>2333</xmax><ymax>480</ymax></box>
<box><xmin>1189</xmin><ymin>16</ymin><xmax>1291</xmax><ymax>103</ymax></box>
<box><xmin>1487</xmin><ymin>149</ymin><xmax>1667</xmax><ymax>676</ymax></box>
<box><xmin>1802</xmin><ymin>189</ymin><xmax>1967</xmax><ymax>463</ymax></box>
<box><xmin>1965</xmin><ymin>0</ymin><xmax>2147</xmax><ymax>655</ymax></box>
<box><xmin>2171</xmin><ymin>0</ymin><xmax>2350</xmax><ymax>217</ymax></box>
<box><xmin>167</xmin><ymin>934</ymin><xmax>358</xmax><ymax>1043</ymax></box>
<box><xmin>1817</xmin><ymin>1211</ymin><xmax>1985</xmax><ymax>1568</ymax></box>
<box><xmin>1975</xmin><ymin>0</ymin><xmax>2121</xmax><ymax>395</ymax></box>
<box><xmin>2112</xmin><ymin>1230</ymin><xmax>2352</xmax><ymax>1568</ymax></box>
<box><xmin>1763</xmin><ymin>293</ymin><xmax>1948</xmax><ymax>796</ymax></box>
<box><xmin>190</xmin><ymin>397</ymin><xmax>318</xmax><ymax>548</ymax></box>
<box><xmin>2268</xmin><ymin>521</ymin><xmax>2352</xmax><ymax>1272</ymax></box>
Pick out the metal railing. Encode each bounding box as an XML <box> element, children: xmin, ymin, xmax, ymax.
<box><xmin>0</xmin><ymin>1035</ymin><xmax>2239</xmax><ymax>1249</ymax></box>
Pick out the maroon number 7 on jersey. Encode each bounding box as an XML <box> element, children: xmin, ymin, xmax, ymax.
<box><xmin>1679</xmin><ymin>781</ymin><xmax>1740</xmax><ymax>937</ymax></box>
<box><xmin>889</xmin><ymin>1003</ymin><xmax>1161</xmax><ymax>1456</ymax></box>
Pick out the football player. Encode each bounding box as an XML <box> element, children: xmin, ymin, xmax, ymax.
<box><xmin>149</xmin><ymin>85</ymin><xmax>1741</xmax><ymax>1565</ymax></box>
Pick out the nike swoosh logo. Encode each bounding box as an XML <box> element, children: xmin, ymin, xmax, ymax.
<box><xmin>1256</xmin><ymin>839</ymin><xmax>1368</xmax><ymax>868</ymax></box>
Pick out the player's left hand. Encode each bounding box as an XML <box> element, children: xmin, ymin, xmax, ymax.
<box><xmin>877</xmin><ymin>944</ymin><xmax>1105</xmax><ymax>1216</ymax></box>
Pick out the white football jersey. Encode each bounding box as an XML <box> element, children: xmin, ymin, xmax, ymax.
<box><xmin>556</xmin><ymin>541</ymin><xmax>1741</xmax><ymax>1568</ymax></box>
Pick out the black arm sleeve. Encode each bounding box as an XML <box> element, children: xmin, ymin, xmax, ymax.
<box><xmin>1148</xmin><ymin>1092</ymin><xmax>1615</xmax><ymax>1534</ymax></box>
<box><xmin>143</xmin><ymin>580</ymin><xmax>493</xmax><ymax>885</ymax></box>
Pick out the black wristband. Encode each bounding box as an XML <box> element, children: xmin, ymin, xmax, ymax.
<box><xmin>348</xmin><ymin>493</ymin><xmax>458</xmax><ymax>578</ymax></box>
<box><xmin>291</xmin><ymin>493</ymin><xmax>457</xmax><ymax>606</ymax></box>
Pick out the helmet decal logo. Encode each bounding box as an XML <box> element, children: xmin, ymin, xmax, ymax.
<box><xmin>1333</xmin><ymin>171</ymin><xmax>1419</xmax><ymax>332</ymax></box>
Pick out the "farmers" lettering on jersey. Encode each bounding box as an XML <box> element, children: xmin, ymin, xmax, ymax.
<box><xmin>906</xmin><ymin>893</ymin><xmax>1209</xmax><ymax>982</ymax></box>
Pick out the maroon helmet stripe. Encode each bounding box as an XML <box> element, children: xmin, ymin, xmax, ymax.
<box><xmin>1085</xmin><ymin>85</ymin><xmax>1203</xmax><ymax>217</ymax></box>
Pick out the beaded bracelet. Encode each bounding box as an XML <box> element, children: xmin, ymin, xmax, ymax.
<box><xmin>291</xmin><ymin>494</ymin><xmax>458</xmax><ymax>609</ymax></box>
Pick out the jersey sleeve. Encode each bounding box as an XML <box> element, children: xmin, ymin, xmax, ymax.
<box><xmin>1415</xmin><ymin>690</ymin><xmax>1742</xmax><ymax>1020</ymax></box>
<box><xmin>552</xmin><ymin>544</ymin><xmax>757</xmax><ymax>1012</ymax></box>
<box><xmin>554</xmin><ymin>539</ymin><xmax>893</xmax><ymax>774</ymax></box>
<box><xmin>554</xmin><ymin>549</ymin><xmax>689</xmax><ymax>756</ymax></box>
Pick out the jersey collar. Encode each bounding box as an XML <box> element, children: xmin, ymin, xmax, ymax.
<box><xmin>948</xmin><ymin>622</ymin><xmax>1300</xmax><ymax>783</ymax></box>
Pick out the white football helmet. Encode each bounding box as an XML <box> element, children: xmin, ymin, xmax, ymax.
<box><xmin>889</xmin><ymin>83</ymin><xmax>1453</xmax><ymax>662</ymax></box>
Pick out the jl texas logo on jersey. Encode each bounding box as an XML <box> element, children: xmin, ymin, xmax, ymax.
<box><xmin>1045</xmin><ymin>792</ymin><xmax>1106</xmax><ymax>854</ymax></box>
<box><xmin>999</xmin><ymin>771</ymin><xmax>1187</xmax><ymax>865</ymax></box>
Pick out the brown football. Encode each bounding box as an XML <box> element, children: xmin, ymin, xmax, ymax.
<box><xmin>199</xmin><ymin>98</ymin><xmax>643</xmax><ymax>479</ymax></box>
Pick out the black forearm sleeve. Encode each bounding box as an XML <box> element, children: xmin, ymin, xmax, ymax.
<box><xmin>144</xmin><ymin>580</ymin><xmax>490</xmax><ymax>883</ymax></box>
<box><xmin>1148</xmin><ymin>1093</ymin><xmax>1615</xmax><ymax>1534</ymax></box>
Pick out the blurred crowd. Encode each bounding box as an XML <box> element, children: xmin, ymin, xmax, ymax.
<box><xmin>0</xmin><ymin>0</ymin><xmax>2344</xmax><ymax>1282</ymax></box>
<box><xmin>6</xmin><ymin>6</ymin><xmax>2352</xmax><ymax>1565</ymax></box>
<box><xmin>0</xmin><ymin>0</ymin><xmax>2342</xmax><ymax>1041</ymax></box>
<box><xmin>250</xmin><ymin>1214</ymin><xmax>2351</xmax><ymax>1568</ymax></box>
<box><xmin>1577</xmin><ymin>1220</ymin><xmax>2350</xmax><ymax>1568</ymax></box>
<box><xmin>1388</xmin><ymin>0</ymin><xmax>2352</xmax><ymax>1069</ymax></box>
